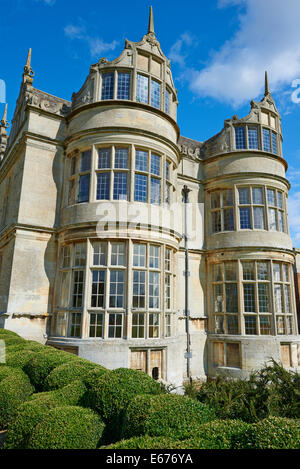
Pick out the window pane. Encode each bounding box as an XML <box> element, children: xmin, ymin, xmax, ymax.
<box><xmin>91</xmin><ymin>270</ymin><xmax>105</xmax><ymax>308</ymax></box>
<box><xmin>96</xmin><ymin>173</ymin><xmax>110</xmax><ymax>200</ymax></box>
<box><xmin>93</xmin><ymin>242</ymin><xmax>107</xmax><ymax>266</ymax></box>
<box><xmin>273</xmin><ymin>263</ymin><xmax>281</xmax><ymax>282</ymax></box>
<box><xmin>274</xmin><ymin>284</ymin><xmax>283</xmax><ymax>313</ymax></box>
<box><xmin>267</xmin><ymin>189</ymin><xmax>276</xmax><ymax>206</ymax></box>
<box><xmin>225</xmin><ymin>284</ymin><xmax>238</xmax><ymax>312</ymax></box>
<box><xmin>277</xmin><ymin>191</ymin><xmax>283</xmax><ymax>208</ymax></box>
<box><xmin>276</xmin><ymin>316</ymin><xmax>285</xmax><ymax>335</ymax></box>
<box><xmin>257</xmin><ymin>262</ymin><xmax>269</xmax><ymax>280</ymax></box>
<box><xmin>149</xmin><ymin>271</ymin><xmax>160</xmax><ymax>308</ymax></box>
<box><xmin>149</xmin><ymin>245</ymin><xmax>160</xmax><ymax>269</ymax></box>
<box><xmin>253</xmin><ymin>207</ymin><xmax>265</xmax><ymax>229</ymax></box>
<box><xmin>235</xmin><ymin>127</ymin><xmax>246</xmax><ymax>149</ymax></box>
<box><xmin>248</xmin><ymin>127</ymin><xmax>259</xmax><ymax>149</ymax></box>
<box><xmin>134</xmin><ymin>174</ymin><xmax>147</xmax><ymax>202</ymax></box>
<box><xmin>211</xmin><ymin>192</ymin><xmax>221</xmax><ymax>209</ymax></box>
<box><xmin>133</xmin><ymin>244</ymin><xmax>146</xmax><ymax>267</ymax></box>
<box><xmin>149</xmin><ymin>313</ymin><xmax>159</xmax><ymax>338</ymax></box>
<box><xmin>259</xmin><ymin>316</ymin><xmax>271</xmax><ymax>335</ymax></box>
<box><xmin>212</xmin><ymin>211</ymin><xmax>221</xmax><ymax>233</ymax></box>
<box><xmin>245</xmin><ymin>315</ymin><xmax>257</xmax><ymax>334</ymax></box>
<box><xmin>136</xmin><ymin>74</ymin><xmax>148</xmax><ymax>104</ymax></box>
<box><xmin>78</xmin><ymin>174</ymin><xmax>90</xmax><ymax>203</ymax></box>
<box><xmin>72</xmin><ymin>271</ymin><xmax>84</xmax><ymax>308</ymax></box>
<box><xmin>117</xmin><ymin>72</ymin><xmax>130</xmax><ymax>100</ymax></box>
<box><xmin>213</xmin><ymin>284</ymin><xmax>223</xmax><ymax>313</ymax></box>
<box><xmin>132</xmin><ymin>271</ymin><xmax>146</xmax><ymax>308</ymax></box>
<box><xmin>111</xmin><ymin>243</ymin><xmax>125</xmax><ymax>266</ymax></box>
<box><xmin>263</xmin><ymin>128</ymin><xmax>271</xmax><ymax>152</ymax></box>
<box><xmin>282</xmin><ymin>264</ymin><xmax>289</xmax><ymax>282</ymax></box>
<box><xmin>70</xmin><ymin>312</ymin><xmax>82</xmax><ymax>337</ymax></box>
<box><xmin>214</xmin><ymin>315</ymin><xmax>224</xmax><ymax>334</ymax></box>
<box><xmin>212</xmin><ymin>264</ymin><xmax>223</xmax><ymax>282</ymax></box>
<box><xmin>224</xmin><ymin>208</ymin><xmax>234</xmax><ymax>231</ymax></box>
<box><xmin>150</xmin><ymin>177</ymin><xmax>161</xmax><ymax>205</ymax></box>
<box><xmin>284</xmin><ymin>285</ymin><xmax>291</xmax><ymax>314</ymax></box>
<box><xmin>113</xmin><ymin>172</ymin><xmax>127</xmax><ymax>200</ymax></box>
<box><xmin>242</xmin><ymin>262</ymin><xmax>255</xmax><ymax>280</ymax></box>
<box><xmin>225</xmin><ymin>262</ymin><xmax>236</xmax><ymax>281</ymax></box>
<box><xmin>151</xmin><ymin>80</ymin><xmax>161</xmax><ymax>109</ymax></box>
<box><xmin>272</xmin><ymin>132</ymin><xmax>277</xmax><ymax>154</ymax></box>
<box><xmin>132</xmin><ymin>313</ymin><xmax>145</xmax><ymax>338</ymax></box>
<box><xmin>60</xmin><ymin>271</ymin><xmax>70</xmax><ymax>307</ymax></box>
<box><xmin>258</xmin><ymin>283</ymin><xmax>269</xmax><ymax>312</ymax></box>
<box><xmin>74</xmin><ymin>243</ymin><xmax>86</xmax><ymax>267</ymax></box>
<box><xmin>109</xmin><ymin>271</ymin><xmax>124</xmax><ymax>308</ymax></box>
<box><xmin>223</xmin><ymin>189</ymin><xmax>233</xmax><ymax>206</ymax></box>
<box><xmin>80</xmin><ymin>151</ymin><xmax>91</xmax><ymax>172</ymax></box>
<box><xmin>165</xmin><ymin>88</ymin><xmax>170</xmax><ymax>114</ymax></box>
<box><xmin>238</xmin><ymin>188</ymin><xmax>250</xmax><ymax>204</ymax></box>
<box><xmin>102</xmin><ymin>72</ymin><xmax>114</xmax><ymax>100</ymax></box>
<box><xmin>278</xmin><ymin>211</ymin><xmax>284</xmax><ymax>232</ymax></box>
<box><xmin>252</xmin><ymin>187</ymin><xmax>263</xmax><ymax>205</ymax></box>
<box><xmin>268</xmin><ymin>208</ymin><xmax>277</xmax><ymax>231</ymax></box>
<box><xmin>240</xmin><ymin>207</ymin><xmax>251</xmax><ymax>229</ymax></box>
<box><xmin>89</xmin><ymin>313</ymin><xmax>104</xmax><ymax>338</ymax></box>
<box><xmin>98</xmin><ymin>148</ymin><xmax>111</xmax><ymax>169</ymax></box>
<box><xmin>227</xmin><ymin>315</ymin><xmax>239</xmax><ymax>334</ymax></box>
<box><xmin>135</xmin><ymin>150</ymin><xmax>148</xmax><ymax>172</ymax></box>
<box><xmin>244</xmin><ymin>284</ymin><xmax>255</xmax><ymax>312</ymax></box>
<box><xmin>151</xmin><ymin>153</ymin><xmax>160</xmax><ymax>176</ymax></box>
<box><xmin>115</xmin><ymin>148</ymin><xmax>128</xmax><ymax>169</ymax></box>
<box><xmin>108</xmin><ymin>313</ymin><xmax>123</xmax><ymax>338</ymax></box>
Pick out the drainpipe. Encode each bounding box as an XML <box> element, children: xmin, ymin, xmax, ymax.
<box><xmin>182</xmin><ymin>185</ymin><xmax>192</xmax><ymax>381</ymax></box>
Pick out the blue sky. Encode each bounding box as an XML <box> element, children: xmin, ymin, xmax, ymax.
<box><xmin>1</xmin><ymin>0</ymin><xmax>300</xmax><ymax>244</ymax></box>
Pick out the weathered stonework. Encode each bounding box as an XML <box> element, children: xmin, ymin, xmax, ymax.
<box><xmin>0</xmin><ymin>10</ymin><xmax>299</xmax><ymax>386</ymax></box>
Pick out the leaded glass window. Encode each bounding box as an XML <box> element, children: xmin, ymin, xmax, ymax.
<box><xmin>136</xmin><ymin>74</ymin><xmax>148</xmax><ymax>104</ymax></box>
<box><xmin>235</xmin><ymin>127</ymin><xmax>246</xmax><ymax>149</ymax></box>
<box><xmin>117</xmin><ymin>72</ymin><xmax>130</xmax><ymax>100</ymax></box>
<box><xmin>101</xmin><ymin>72</ymin><xmax>114</xmax><ymax>100</ymax></box>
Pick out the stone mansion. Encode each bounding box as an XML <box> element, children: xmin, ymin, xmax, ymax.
<box><xmin>0</xmin><ymin>8</ymin><xmax>300</xmax><ymax>386</ymax></box>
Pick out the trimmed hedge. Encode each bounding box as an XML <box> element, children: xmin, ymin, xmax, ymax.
<box><xmin>0</xmin><ymin>366</ymin><xmax>34</xmax><ymax>429</ymax></box>
<box><xmin>4</xmin><ymin>380</ymin><xmax>88</xmax><ymax>448</ymax></box>
<box><xmin>90</xmin><ymin>368</ymin><xmax>163</xmax><ymax>442</ymax></box>
<box><xmin>0</xmin><ymin>329</ymin><xmax>20</xmax><ymax>337</ymax></box>
<box><xmin>101</xmin><ymin>435</ymin><xmax>190</xmax><ymax>449</ymax></box>
<box><xmin>28</xmin><ymin>405</ymin><xmax>105</xmax><ymax>449</ymax></box>
<box><xmin>4</xmin><ymin>349</ymin><xmax>41</xmax><ymax>370</ymax></box>
<box><xmin>234</xmin><ymin>417</ymin><xmax>300</xmax><ymax>449</ymax></box>
<box><xmin>121</xmin><ymin>394</ymin><xmax>217</xmax><ymax>440</ymax></box>
<box><xmin>45</xmin><ymin>360</ymin><xmax>106</xmax><ymax>391</ymax></box>
<box><xmin>23</xmin><ymin>349</ymin><xmax>78</xmax><ymax>391</ymax></box>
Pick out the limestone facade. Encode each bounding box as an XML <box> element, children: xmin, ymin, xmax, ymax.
<box><xmin>0</xmin><ymin>11</ymin><xmax>300</xmax><ymax>385</ymax></box>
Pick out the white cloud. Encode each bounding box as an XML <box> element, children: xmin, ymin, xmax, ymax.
<box><xmin>169</xmin><ymin>33</ymin><xmax>195</xmax><ymax>67</ymax></box>
<box><xmin>288</xmin><ymin>191</ymin><xmax>300</xmax><ymax>245</ymax></box>
<box><xmin>64</xmin><ymin>24</ymin><xmax>118</xmax><ymax>58</ymax></box>
<box><xmin>189</xmin><ymin>0</ymin><xmax>300</xmax><ymax>106</ymax></box>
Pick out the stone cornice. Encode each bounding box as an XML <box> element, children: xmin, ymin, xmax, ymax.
<box><xmin>203</xmin><ymin>149</ymin><xmax>288</xmax><ymax>171</ymax></box>
<box><xmin>203</xmin><ymin>172</ymin><xmax>291</xmax><ymax>190</ymax></box>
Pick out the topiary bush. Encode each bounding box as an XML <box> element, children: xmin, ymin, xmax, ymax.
<box><xmin>4</xmin><ymin>349</ymin><xmax>41</xmax><ymax>370</ymax></box>
<box><xmin>28</xmin><ymin>405</ymin><xmax>105</xmax><ymax>449</ymax></box>
<box><xmin>0</xmin><ymin>329</ymin><xmax>20</xmax><ymax>338</ymax></box>
<box><xmin>23</xmin><ymin>349</ymin><xmax>78</xmax><ymax>391</ymax></box>
<box><xmin>90</xmin><ymin>368</ymin><xmax>163</xmax><ymax>442</ymax></box>
<box><xmin>101</xmin><ymin>435</ymin><xmax>191</xmax><ymax>449</ymax></box>
<box><xmin>0</xmin><ymin>366</ymin><xmax>34</xmax><ymax>429</ymax></box>
<box><xmin>234</xmin><ymin>416</ymin><xmax>300</xmax><ymax>449</ymax></box>
<box><xmin>44</xmin><ymin>360</ymin><xmax>106</xmax><ymax>391</ymax></box>
<box><xmin>121</xmin><ymin>393</ymin><xmax>217</xmax><ymax>440</ymax></box>
<box><xmin>30</xmin><ymin>379</ymin><xmax>87</xmax><ymax>406</ymax></box>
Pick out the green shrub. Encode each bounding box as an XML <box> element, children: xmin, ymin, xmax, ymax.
<box><xmin>4</xmin><ymin>349</ymin><xmax>41</xmax><ymax>370</ymax></box>
<box><xmin>0</xmin><ymin>329</ymin><xmax>20</xmax><ymax>338</ymax></box>
<box><xmin>0</xmin><ymin>367</ymin><xmax>34</xmax><ymax>429</ymax></box>
<box><xmin>5</xmin><ymin>341</ymin><xmax>45</xmax><ymax>354</ymax></box>
<box><xmin>4</xmin><ymin>380</ymin><xmax>87</xmax><ymax>449</ymax></box>
<box><xmin>234</xmin><ymin>417</ymin><xmax>300</xmax><ymax>449</ymax></box>
<box><xmin>45</xmin><ymin>360</ymin><xmax>106</xmax><ymax>390</ymax></box>
<box><xmin>28</xmin><ymin>405</ymin><xmax>105</xmax><ymax>449</ymax></box>
<box><xmin>90</xmin><ymin>368</ymin><xmax>163</xmax><ymax>442</ymax></box>
<box><xmin>1</xmin><ymin>337</ymin><xmax>27</xmax><ymax>349</ymax></box>
<box><xmin>23</xmin><ymin>349</ymin><xmax>78</xmax><ymax>391</ymax></box>
<box><xmin>101</xmin><ymin>435</ymin><xmax>190</xmax><ymax>449</ymax></box>
<box><xmin>122</xmin><ymin>394</ymin><xmax>216</xmax><ymax>440</ymax></box>
<box><xmin>4</xmin><ymin>400</ymin><xmax>56</xmax><ymax>449</ymax></box>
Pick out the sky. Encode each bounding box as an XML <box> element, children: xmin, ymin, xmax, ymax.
<box><xmin>1</xmin><ymin>0</ymin><xmax>300</xmax><ymax>244</ymax></box>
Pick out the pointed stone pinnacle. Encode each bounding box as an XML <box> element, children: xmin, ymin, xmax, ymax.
<box><xmin>265</xmin><ymin>70</ymin><xmax>270</xmax><ymax>96</ymax></box>
<box><xmin>23</xmin><ymin>48</ymin><xmax>35</xmax><ymax>84</ymax></box>
<box><xmin>148</xmin><ymin>6</ymin><xmax>155</xmax><ymax>35</ymax></box>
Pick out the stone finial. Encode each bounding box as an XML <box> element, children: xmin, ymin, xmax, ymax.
<box><xmin>1</xmin><ymin>103</ymin><xmax>9</xmax><ymax>129</ymax></box>
<box><xmin>0</xmin><ymin>104</ymin><xmax>9</xmax><ymax>161</ymax></box>
<box><xmin>148</xmin><ymin>6</ymin><xmax>155</xmax><ymax>36</ymax></box>
<box><xmin>23</xmin><ymin>48</ymin><xmax>35</xmax><ymax>85</ymax></box>
<box><xmin>264</xmin><ymin>70</ymin><xmax>270</xmax><ymax>96</ymax></box>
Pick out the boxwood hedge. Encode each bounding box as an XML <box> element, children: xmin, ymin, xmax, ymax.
<box><xmin>90</xmin><ymin>368</ymin><xmax>163</xmax><ymax>441</ymax></box>
<box><xmin>233</xmin><ymin>416</ymin><xmax>300</xmax><ymax>449</ymax></box>
<box><xmin>121</xmin><ymin>393</ymin><xmax>217</xmax><ymax>440</ymax></box>
<box><xmin>0</xmin><ymin>366</ymin><xmax>34</xmax><ymax>429</ymax></box>
<box><xmin>4</xmin><ymin>380</ymin><xmax>88</xmax><ymax>449</ymax></box>
<box><xmin>28</xmin><ymin>405</ymin><xmax>105</xmax><ymax>449</ymax></box>
<box><xmin>45</xmin><ymin>360</ymin><xmax>106</xmax><ymax>391</ymax></box>
<box><xmin>0</xmin><ymin>329</ymin><xmax>20</xmax><ymax>338</ymax></box>
<box><xmin>23</xmin><ymin>349</ymin><xmax>78</xmax><ymax>391</ymax></box>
